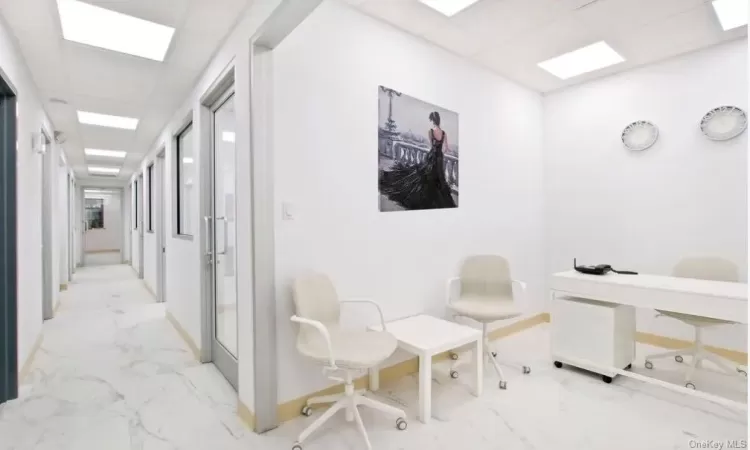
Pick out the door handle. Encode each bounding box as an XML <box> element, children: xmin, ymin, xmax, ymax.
<box><xmin>203</xmin><ymin>216</ymin><xmax>213</xmax><ymax>264</ymax></box>
<box><xmin>216</xmin><ymin>216</ymin><xmax>228</xmax><ymax>255</ymax></box>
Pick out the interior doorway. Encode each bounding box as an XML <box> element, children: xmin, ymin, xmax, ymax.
<box><xmin>137</xmin><ymin>173</ymin><xmax>145</xmax><ymax>279</ymax></box>
<box><xmin>204</xmin><ymin>83</ymin><xmax>239</xmax><ymax>390</ymax></box>
<box><xmin>0</xmin><ymin>70</ymin><xmax>18</xmax><ymax>405</ymax></box>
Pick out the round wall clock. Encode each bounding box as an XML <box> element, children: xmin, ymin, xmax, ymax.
<box><xmin>700</xmin><ymin>106</ymin><xmax>747</xmax><ymax>141</ymax></box>
<box><xmin>621</xmin><ymin>120</ymin><xmax>659</xmax><ymax>151</ymax></box>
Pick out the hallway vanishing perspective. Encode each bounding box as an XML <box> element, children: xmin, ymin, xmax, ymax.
<box><xmin>0</xmin><ymin>264</ymin><xmax>261</xmax><ymax>450</ymax></box>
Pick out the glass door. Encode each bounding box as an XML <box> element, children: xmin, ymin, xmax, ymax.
<box><xmin>208</xmin><ymin>88</ymin><xmax>238</xmax><ymax>389</ymax></box>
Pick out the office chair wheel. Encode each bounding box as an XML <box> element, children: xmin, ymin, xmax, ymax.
<box><xmin>292</xmin><ymin>443</ymin><xmax>302</xmax><ymax>450</ymax></box>
<box><xmin>644</xmin><ymin>360</ymin><xmax>654</xmax><ymax>370</ymax></box>
<box><xmin>450</xmin><ymin>370</ymin><xmax>459</xmax><ymax>379</ymax></box>
<box><xmin>396</xmin><ymin>418</ymin><xmax>408</xmax><ymax>430</ymax></box>
<box><xmin>498</xmin><ymin>381</ymin><xmax>507</xmax><ymax>390</ymax></box>
<box><xmin>553</xmin><ymin>361</ymin><xmax>563</xmax><ymax>369</ymax></box>
<box><xmin>602</xmin><ymin>376</ymin><xmax>613</xmax><ymax>384</ymax></box>
<box><xmin>738</xmin><ymin>368</ymin><xmax>747</xmax><ymax>377</ymax></box>
<box><xmin>450</xmin><ymin>352</ymin><xmax>459</xmax><ymax>361</ymax></box>
<box><xmin>685</xmin><ymin>382</ymin><xmax>696</xmax><ymax>390</ymax></box>
<box><xmin>675</xmin><ymin>355</ymin><xmax>684</xmax><ymax>363</ymax></box>
<box><xmin>491</xmin><ymin>352</ymin><xmax>497</xmax><ymax>358</ymax></box>
<box><xmin>522</xmin><ymin>366</ymin><xmax>531</xmax><ymax>374</ymax></box>
<box><xmin>301</xmin><ymin>406</ymin><xmax>313</xmax><ymax>417</ymax></box>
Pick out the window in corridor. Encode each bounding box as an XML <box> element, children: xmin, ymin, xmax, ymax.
<box><xmin>176</xmin><ymin>123</ymin><xmax>194</xmax><ymax>236</ymax></box>
<box><xmin>85</xmin><ymin>198</ymin><xmax>104</xmax><ymax>229</ymax></box>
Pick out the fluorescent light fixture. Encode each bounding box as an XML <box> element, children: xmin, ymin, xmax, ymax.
<box><xmin>418</xmin><ymin>0</ymin><xmax>481</xmax><ymax>16</ymax></box>
<box><xmin>87</xmin><ymin>166</ymin><xmax>120</xmax><ymax>174</ymax></box>
<box><xmin>57</xmin><ymin>0</ymin><xmax>175</xmax><ymax>61</ymax></box>
<box><xmin>84</xmin><ymin>189</ymin><xmax>116</xmax><ymax>194</ymax></box>
<box><xmin>712</xmin><ymin>0</ymin><xmax>748</xmax><ymax>30</ymax></box>
<box><xmin>78</xmin><ymin>111</ymin><xmax>139</xmax><ymax>130</ymax></box>
<box><xmin>537</xmin><ymin>41</ymin><xmax>625</xmax><ymax>80</ymax></box>
<box><xmin>222</xmin><ymin>131</ymin><xmax>236</xmax><ymax>143</ymax></box>
<box><xmin>182</xmin><ymin>157</ymin><xmax>194</xmax><ymax>164</ymax></box>
<box><xmin>84</xmin><ymin>148</ymin><xmax>127</xmax><ymax>158</ymax></box>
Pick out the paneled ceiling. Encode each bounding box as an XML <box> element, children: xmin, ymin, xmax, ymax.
<box><xmin>0</xmin><ymin>0</ymin><xmax>250</xmax><ymax>185</ymax></box>
<box><xmin>345</xmin><ymin>0</ymin><xmax>747</xmax><ymax>93</ymax></box>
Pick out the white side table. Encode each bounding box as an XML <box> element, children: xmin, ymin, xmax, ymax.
<box><xmin>368</xmin><ymin>314</ymin><xmax>483</xmax><ymax>424</ymax></box>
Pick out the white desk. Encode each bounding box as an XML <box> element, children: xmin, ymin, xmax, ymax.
<box><xmin>550</xmin><ymin>270</ymin><xmax>748</xmax><ymax>408</ymax></box>
<box><xmin>551</xmin><ymin>270</ymin><xmax>747</xmax><ymax>323</ymax></box>
<box><xmin>368</xmin><ymin>314</ymin><xmax>483</xmax><ymax>424</ymax></box>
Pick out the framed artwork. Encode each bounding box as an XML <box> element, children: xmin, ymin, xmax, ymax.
<box><xmin>378</xmin><ymin>86</ymin><xmax>459</xmax><ymax>212</ymax></box>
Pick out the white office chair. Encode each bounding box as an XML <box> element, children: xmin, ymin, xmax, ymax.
<box><xmin>446</xmin><ymin>255</ymin><xmax>531</xmax><ymax>389</ymax></box>
<box><xmin>645</xmin><ymin>257</ymin><xmax>747</xmax><ymax>389</ymax></box>
<box><xmin>290</xmin><ymin>274</ymin><xmax>407</xmax><ymax>450</ymax></box>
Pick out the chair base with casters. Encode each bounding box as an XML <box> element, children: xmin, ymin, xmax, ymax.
<box><xmin>645</xmin><ymin>323</ymin><xmax>747</xmax><ymax>390</ymax></box>
<box><xmin>449</xmin><ymin>322</ymin><xmax>530</xmax><ymax>390</ymax></box>
<box><xmin>292</xmin><ymin>371</ymin><xmax>407</xmax><ymax>450</ymax></box>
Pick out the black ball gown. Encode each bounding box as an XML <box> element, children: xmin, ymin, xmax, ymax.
<box><xmin>379</xmin><ymin>129</ymin><xmax>457</xmax><ymax>210</ymax></box>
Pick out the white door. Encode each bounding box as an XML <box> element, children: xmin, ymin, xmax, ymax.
<box><xmin>157</xmin><ymin>152</ymin><xmax>166</xmax><ymax>303</ymax></box>
<box><xmin>207</xmin><ymin>88</ymin><xmax>238</xmax><ymax>389</ymax></box>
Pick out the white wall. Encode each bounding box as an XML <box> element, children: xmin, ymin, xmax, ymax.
<box><xmin>544</xmin><ymin>39</ymin><xmax>748</xmax><ymax>351</ymax></box>
<box><xmin>0</xmin><ymin>13</ymin><xmax>72</xmax><ymax>372</ymax></box>
<box><xmin>272</xmin><ymin>1</ymin><xmax>545</xmax><ymax>403</ymax></box>
<box><xmin>57</xmin><ymin>160</ymin><xmax>70</xmax><ymax>290</ymax></box>
<box><xmin>84</xmin><ymin>193</ymin><xmax>123</xmax><ymax>253</ymax></box>
<box><xmin>122</xmin><ymin>184</ymin><xmax>132</xmax><ymax>264</ymax></box>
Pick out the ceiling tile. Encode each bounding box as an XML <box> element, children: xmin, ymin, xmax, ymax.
<box><xmin>575</xmin><ymin>0</ymin><xmax>705</xmax><ymax>35</ymax></box>
<box><xmin>357</xmin><ymin>0</ymin><xmax>447</xmax><ymax>37</ymax></box>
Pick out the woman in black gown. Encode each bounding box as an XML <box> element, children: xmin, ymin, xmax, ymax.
<box><xmin>379</xmin><ymin>111</ymin><xmax>457</xmax><ymax>210</ymax></box>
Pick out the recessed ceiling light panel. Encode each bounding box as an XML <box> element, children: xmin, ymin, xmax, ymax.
<box><xmin>85</xmin><ymin>148</ymin><xmax>127</xmax><ymax>158</ymax></box>
<box><xmin>712</xmin><ymin>0</ymin><xmax>748</xmax><ymax>31</ymax></box>
<box><xmin>78</xmin><ymin>111</ymin><xmax>139</xmax><ymax>130</ymax></box>
<box><xmin>57</xmin><ymin>0</ymin><xmax>175</xmax><ymax>61</ymax></box>
<box><xmin>88</xmin><ymin>166</ymin><xmax>120</xmax><ymax>174</ymax></box>
<box><xmin>537</xmin><ymin>41</ymin><xmax>625</xmax><ymax>80</ymax></box>
<box><xmin>418</xmin><ymin>0</ymin><xmax>482</xmax><ymax>16</ymax></box>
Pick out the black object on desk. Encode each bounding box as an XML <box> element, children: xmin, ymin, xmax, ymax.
<box><xmin>573</xmin><ymin>258</ymin><xmax>638</xmax><ymax>275</ymax></box>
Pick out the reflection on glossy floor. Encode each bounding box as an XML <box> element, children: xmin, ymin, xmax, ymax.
<box><xmin>83</xmin><ymin>251</ymin><xmax>122</xmax><ymax>266</ymax></box>
<box><xmin>0</xmin><ymin>264</ymin><xmax>746</xmax><ymax>450</ymax></box>
<box><xmin>0</xmin><ymin>264</ymin><xmax>263</xmax><ymax>450</ymax></box>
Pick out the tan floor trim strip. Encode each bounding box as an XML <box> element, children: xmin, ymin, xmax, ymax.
<box><xmin>165</xmin><ymin>311</ymin><xmax>200</xmax><ymax>361</ymax></box>
<box><xmin>276</xmin><ymin>312</ymin><xmax>549</xmax><ymax>424</ymax></box>
<box><xmin>59</xmin><ymin>283</ymin><xmax>68</xmax><ymax>292</ymax></box>
<box><xmin>19</xmin><ymin>333</ymin><xmax>44</xmax><ymax>383</ymax></box>
<box><xmin>144</xmin><ymin>282</ymin><xmax>157</xmax><ymax>299</ymax></box>
<box><xmin>543</xmin><ymin>313</ymin><xmax>746</xmax><ymax>365</ymax></box>
<box><xmin>238</xmin><ymin>401</ymin><xmax>256</xmax><ymax>430</ymax></box>
<box><xmin>636</xmin><ymin>331</ymin><xmax>747</xmax><ymax>365</ymax></box>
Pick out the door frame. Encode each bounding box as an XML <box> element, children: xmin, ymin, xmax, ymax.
<box><xmin>137</xmin><ymin>173</ymin><xmax>145</xmax><ymax>279</ymax></box>
<box><xmin>41</xmin><ymin>130</ymin><xmax>54</xmax><ymax>320</ymax></box>
<box><xmin>201</xmin><ymin>78</ymin><xmax>239</xmax><ymax>390</ymax></box>
<box><xmin>156</xmin><ymin>150</ymin><xmax>166</xmax><ymax>303</ymax></box>
<box><xmin>0</xmin><ymin>68</ymin><xmax>18</xmax><ymax>405</ymax></box>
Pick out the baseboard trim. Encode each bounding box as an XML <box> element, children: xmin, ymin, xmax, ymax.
<box><xmin>165</xmin><ymin>311</ymin><xmax>200</xmax><ymax>361</ymax></box>
<box><xmin>238</xmin><ymin>400</ymin><xmax>256</xmax><ymax>431</ymax></box>
<box><xmin>542</xmin><ymin>313</ymin><xmax>747</xmax><ymax>365</ymax></box>
<box><xmin>144</xmin><ymin>281</ymin><xmax>157</xmax><ymax>299</ymax></box>
<box><xmin>59</xmin><ymin>283</ymin><xmax>68</xmax><ymax>291</ymax></box>
<box><xmin>636</xmin><ymin>331</ymin><xmax>747</xmax><ymax>365</ymax></box>
<box><xmin>275</xmin><ymin>312</ymin><xmax>549</xmax><ymax>424</ymax></box>
<box><xmin>19</xmin><ymin>333</ymin><xmax>44</xmax><ymax>383</ymax></box>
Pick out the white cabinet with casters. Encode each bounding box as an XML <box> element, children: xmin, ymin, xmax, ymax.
<box><xmin>550</xmin><ymin>295</ymin><xmax>636</xmax><ymax>383</ymax></box>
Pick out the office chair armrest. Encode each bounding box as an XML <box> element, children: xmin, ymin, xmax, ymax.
<box><xmin>446</xmin><ymin>277</ymin><xmax>460</xmax><ymax>305</ymax></box>
<box><xmin>290</xmin><ymin>315</ymin><xmax>337</xmax><ymax>369</ymax></box>
<box><xmin>341</xmin><ymin>299</ymin><xmax>387</xmax><ymax>331</ymax></box>
<box><xmin>511</xmin><ymin>279</ymin><xmax>527</xmax><ymax>295</ymax></box>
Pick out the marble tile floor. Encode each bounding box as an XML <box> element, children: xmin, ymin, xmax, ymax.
<box><xmin>0</xmin><ymin>263</ymin><xmax>746</xmax><ymax>450</ymax></box>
